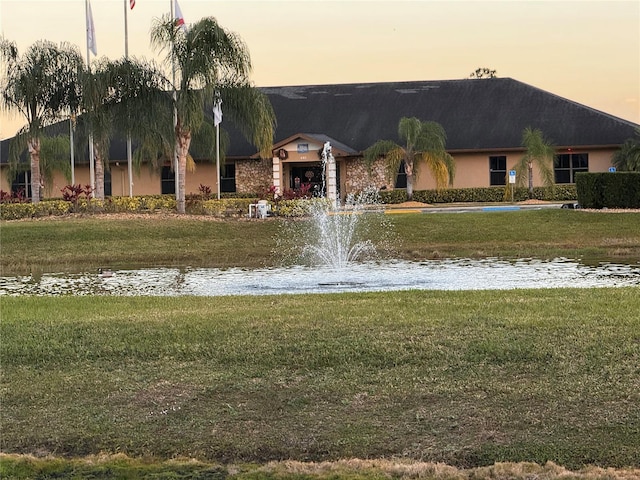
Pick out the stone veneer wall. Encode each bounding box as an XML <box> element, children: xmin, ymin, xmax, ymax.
<box><xmin>235</xmin><ymin>158</ymin><xmax>273</xmax><ymax>195</ymax></box>
<box><xmin>235</xmin><ymin>156</ymin><xmax>394</xmax><ymax>196</ymax></box>
<box><xmin>344</xmin><ymin>157</ymin><xmax>394</xmax><ymax>194</ymax></box>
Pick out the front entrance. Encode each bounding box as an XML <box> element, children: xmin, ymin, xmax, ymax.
<box><xmin>290</xmin><ymin>164</ymin><xmax>324</xmax><ymax>196</ymax></box>
<box><xmin>288</xmin><ymin>163</ymin><xmax>340</xmax><ymax>197</ymax></box>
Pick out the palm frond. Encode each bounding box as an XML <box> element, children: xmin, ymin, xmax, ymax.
<box><xmin>363</xmin><ymin>140</ymin><xmax>399</xmax><ymax>164</ymax></box>
<box><xmin>381</xmin><ymin>147</ymin><xmax>407</xmax><ymax>184</ymax></box>
<box><xmin>40</xmin><ymin>135</ymin><xmax>71</xmax><ymax>187</ymax></box>
<box><xmin>218</xmin><ymin>82</ymin><xmax>275</xmax><ymax>158</ymax></box>
<box><xmin>398</xmin><ymin>117</ymin><xmax>422</xmax><ymax>152</ymax></box>
<box><xmin>612</xmin><ymin>128</ymin><xmax>640</xmax><ymax>171</ymax></box>
<box><xmin>417</xmin><ymin>151</ymin><xmax>453</xmax><ymax>189</ymax></box>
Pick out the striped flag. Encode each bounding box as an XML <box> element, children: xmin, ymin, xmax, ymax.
<box><xmin>130</xmin><ymin>0</ymin><xmax>135</xmax><ymax>9</ymax></box>
<box><xmin>174</xmin><ymin>0</ymin><xmax>186</xmax><ymax>31</ymax></box>
<box><xmin>86</xmin><ymin>0</ymin><xmax>97</xmax><ymax>56</ymax></box>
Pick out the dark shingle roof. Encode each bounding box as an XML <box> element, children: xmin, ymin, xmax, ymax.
<box><xmin>3</xmin><ymin>78</ymin><xmax>637</xmax><ymax>163</ymax></box>
<box><xmin>225</xmin><ymin>77</ymin><xmax>638</xmax><ymax>156</ymax></box>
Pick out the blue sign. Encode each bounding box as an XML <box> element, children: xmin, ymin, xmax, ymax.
<box><xmin>609</xmin><ymin>167</ymin><xmax>616</xmax><ymax>172</ymax></box>
<box><xmin>509</xmin><ymin>170</ymin><xmax>516</xmax><ymax>176</ymax></box>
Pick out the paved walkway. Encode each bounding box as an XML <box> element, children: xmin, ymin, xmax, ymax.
<box><xmin>383</xmin><ymin>202</ymin><xmax>567</xmax><ymax>214</ymax></box>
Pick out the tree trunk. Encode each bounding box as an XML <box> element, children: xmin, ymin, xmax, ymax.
<box><xmin>94</xmin><ymin>144</ymin><xmax>104</xmax><ymax>200</ymax></box>
<box><xmin>27</xmin><ymin>137</ymin><xmax>41</xmax><ymax>203</ymax></box>
<box><xmin>175</xmin><ymin>127</ymin><xmax>191</xmax><ymax>214</ymax></box>
<box><xmin>405</xmin><ymin>160</ymin><xmax>414</xmax><ymax>200</ymax></box>
<box><xmin>528</xmin><ymin>161</ymin><xmax>534</xmax><ymax>199</ymax></box>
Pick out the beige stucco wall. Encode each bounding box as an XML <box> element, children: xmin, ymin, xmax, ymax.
<box><xmin>412</xmin><ymin>148</ymin><xmax>617</xmax><ymax>190</ymax></box>
<box><xmin>0</xmin><ymin>148</ymin><xmax>619</xmax><ymax>199</ymax></box>
<box><xmin>583</xmin><ymin>149</ymin><xmax>616</xmax><ymax>172</ymax></box>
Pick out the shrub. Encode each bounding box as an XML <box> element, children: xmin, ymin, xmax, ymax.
<box><xmin>275</xmin><ymin>198</ymin><xmax>331</xmax><ymax>217</ymax></box>
<box><xmin>193</xmin><ymin>198</ymin><xmax>257</xmax><ymax>217</ymax></box>
<box><xmin>0</xmin><ymin>188</ymin><xmax>28</xmax><ymax>204</ymax></box>
<box><xmin>105</xmin><ymin>196</ymin><xmax>141</xmax><ymax>212</ymax></box>
<box><xmin>379</xmin><ymin>186</ymin><xmax>577</xmax><ymax>204</ymax></box>
<box><xmin>33</xmin><ymin>200</ymin><xmax>71</xmax><ymax>217</ymax></box>
<box><xmin>0</xmin><ymin>202</ymin><xmax>36</xmax><ymax>220</ymax></box>
<box><xmin>140</xmin><ymin>196</ymin><xmax>176</xmax><ymax>212</ymax></box>
<box><xmin>577</xmin><ymin>172</ymin><xmax>640</xmax><ymax>208</ymax></box>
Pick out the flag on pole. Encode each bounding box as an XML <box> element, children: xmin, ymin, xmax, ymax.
<box><xmin>213</xmin><ymin>98</ymin><xmax>223</xmax><ymax>127</ymax></box>
<box><xmin>130</xmin><ymin>0</ymin><xmax>135</xmax><ymax>9</ymax></box>
<box><xmin>86</xmin><ymin>0</ymin><xmax>97</xmax><ymax>56</ymax></box>
<box><xmin>174</xmin><ymin>0</ymin><xmax>186</xmax><ymax>31</ymax></box>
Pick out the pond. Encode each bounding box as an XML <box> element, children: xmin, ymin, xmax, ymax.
<box><xmin>1</xmin><ymin>258</ymin><xmax>638</xmax><ymax>297</ymax></box>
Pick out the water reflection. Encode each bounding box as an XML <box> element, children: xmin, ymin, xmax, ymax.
<box><xmin>1</xmin><ymin>258</ymin><xmax>638</xmax><ymax>297</ymax></box>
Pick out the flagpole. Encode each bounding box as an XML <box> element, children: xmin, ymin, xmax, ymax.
<box><xmin>214</xmin><ymin>97</ymin><xmax>222</xmax><ymax>200</ymax></box>
<box><xmin>70</xmin><ymin>115</ymin><xmax>75</xmax><ymax>185</ymax></box>
<box><xmin>216</xmin><ymin>123</ymin><xmax>220</xmax><ymax>200</ymax></box>
<box><xmin>124</xmin><ymin>0</ymin><xmax>133</xmax><ymax>197</ymax></box>
<box><xmin>85</xmin><ymin>0</ymin><xmax>95</xmax><ymax>197</ymax></box>
<box><xmin>171</xmin><ymin>0</ymin><xmax>179</xmax><ymax>204</ymax></box>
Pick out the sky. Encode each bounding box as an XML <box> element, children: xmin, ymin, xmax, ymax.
<box><xmin>1</xmin><ymin>0</ymin><xmax>639</xmax><ymax>140</ymax></box>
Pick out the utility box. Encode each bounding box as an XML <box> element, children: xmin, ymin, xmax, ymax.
<box><xmin>256</xmin><ymin>200</ymin><xmax>270</xmax><ymax>219</ymax></box>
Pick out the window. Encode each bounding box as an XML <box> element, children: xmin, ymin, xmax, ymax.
<box><xmin>395</xmin><ymin>161</ymin><xmax>407</xmax><ymax>189</ymax></box>
<box><xmin>104</xmin><ymin>169</ymin><xmax>112</xmax><ymax>197</ymax></box>
<box><xmin>11</xmin><ymin>171</ymin><xmax>31</xmax><ymax>199</ymax></box>
<box><xmin>555</xmin><ymin>153</ymin><xmax>588</xmax><ymax>183</ymax></box>
<box><xmin>161</xmin><ymin>165</ymin><xmax>175</xmax><ymax>194</ymax></box>
<box><xmin>489</xmin><ymin>156</ymin><xmax>507</xmax><ymax>185</ymax></box>
<box><xmin>221</xmin><ymin>164</ymin><xmax>236</xmax><ymax>193</ymax></box>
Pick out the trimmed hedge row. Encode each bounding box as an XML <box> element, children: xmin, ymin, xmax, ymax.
<box><xmin>0</xmin><ymin>195</ymin><xmax>258</xmax><ymax>220</ymax></box>
<box><xmin>576</xmin><ymin>172</ymin><xmax>640</xmax><ymax>209</ymax></box>
<box><xmin>378</xmin><ymin>185</ymin><xmax>577</xmax><ymax>204</ymax></box>
<box><xmin>0</xmin><ymin>186</ymin><xmax>580</xmax><ymax>220</ymax></box>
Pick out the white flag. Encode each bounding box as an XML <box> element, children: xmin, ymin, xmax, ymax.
<box><xmin>86</xmin><ymin>0</ymin><xmax>97</xmax><ymax>56</ymax></box>
<box><xmin>213</xmin><ymin>98</ymin><xmax>223</xmax><ymax>127</ymax></box>
<box><xmin>174</xmin><ymin>0</ymin><xmax>186</xmax><ymax>31</ymax></box>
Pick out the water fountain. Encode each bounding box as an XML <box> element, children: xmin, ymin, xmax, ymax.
<box><xmin>284</xmin><ymin>142</ymin><xmax>388</xmax><ymax>270</ymax></box>
<box><xmin>1</xmin><ymin>142</ymin><xmax>639</xmax><ymax>296</ymax></box>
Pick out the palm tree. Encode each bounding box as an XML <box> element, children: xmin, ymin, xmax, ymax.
<box><xmin>39</xmin><ymin>135</ymin><xmax>72</xmax><ymax>195</ymax></box>
<box><xmin>104</xmin><ymin>57</ymin><xmax>174</xmax><ymax>181</ymax></box>
<box><xmin>79</xmin><ymin>60</ymin><xmax>115</xmax><ymax>200</ymax></box>
<box><xmin>0</xmin><ymin>39</ymin><xmax>83</xmax><ymax>203</ymax></box>
<box><xmin>612</xmin><ymin>128</ymin><xmax>640</xmax><ymax>172</ymax></box>
<box><xmin>514</xmin><ymin>127</ymin><xmax>556</xmax><ymax>198</ymax></box>
<box><xmin>150</xmin><ymin>16</ymin><xmax>276</xmax><ymax>213</ymax></box>
<box><xmin>363</xmin><ymin>117</ymin><xmax>455</xmax><ymax>200</ymax></box>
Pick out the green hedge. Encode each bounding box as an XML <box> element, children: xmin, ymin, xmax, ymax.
<box><xmin>1</xmin><ymin>186</ymin><xmax>582</xmax><ymax>220</ymax></box>
<box><xmin>0</xmin><ymin>195</ymin><xmax>258</xmax><ymax>220</ymax></box>
<box><xmin>0</xmin><ymin>201</ymin><xmax>72</xmax><ymax>220</ymax></box>
<box><xmin>576</xmin><ymin>172</ymin><xmax>640</xmax><ymax>209</ymax></box>
<box><xmin>379</xmin><ymin>186</ymin><xmax>577</xmax><ymax>204</ymax></box>
<box><xmin>187</xmin><ymin>198</ymin><xmax>258</xmax><ymax>216</ymax></box>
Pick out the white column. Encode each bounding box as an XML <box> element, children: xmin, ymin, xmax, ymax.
<box><xmin>326</xmin><ymin>153</ymin><xmax>337</xmax><ymax>209</ymax></box>
<box><xmin>272</xmin><ymin>156</ymin><xmax>281</xmax><ymax>196</ymax></box>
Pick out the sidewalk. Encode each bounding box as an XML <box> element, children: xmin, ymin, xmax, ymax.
<box><xmin>383</xmin><ymin>201</ymin><xmax>566</xmax><ymax>214</ymax></box>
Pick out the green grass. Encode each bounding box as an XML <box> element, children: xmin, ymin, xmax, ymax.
<box><xmin>1</xmin><ymin>210</ymin><xmax>640</xmax><ymax>477</ymax></box>
<box><xmin>2</xmin><ymin>289</ymin><xmax>639</xmax><ymax>469</ymax></box>
<box><xmin>1</xmin><ymin>210</ymin><xmax>639</xmax><ymax>274</ymax></box>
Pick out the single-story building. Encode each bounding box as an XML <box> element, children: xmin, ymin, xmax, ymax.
<box><xmin>1</xmin><ymin>77</ymin><xmax>638</xmax><ymax>200</ymax></box>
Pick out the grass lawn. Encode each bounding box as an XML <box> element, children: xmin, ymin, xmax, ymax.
<box><xmin>1</xmin><ymin>209</ymin><xmax>639</xmax><ymax>274</ymax></box>
<box><xmin>1</xmin><ymin>210</ymin><xmax>639</xmax><ymax>478</ymax></box>
<box><xmin>1</xmin><ymin>290</ymin><xmax>639</xmax><ymax>470</ymax></box>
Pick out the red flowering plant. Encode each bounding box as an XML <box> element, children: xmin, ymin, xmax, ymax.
<box><xmin>61</xmin><ymin>184</ymin><xmax>93</xmax><ymax>210</ymax></box>
<box><xmin>0</xmin><ymin>188</ymin><xmax>28</xmax><ymax>203</ymax></box>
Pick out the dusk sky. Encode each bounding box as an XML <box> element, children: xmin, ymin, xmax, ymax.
<box><xmin>1</xmin><ymin>0</ymin><xmax>639</xmax><ymax>140</ymax></box>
